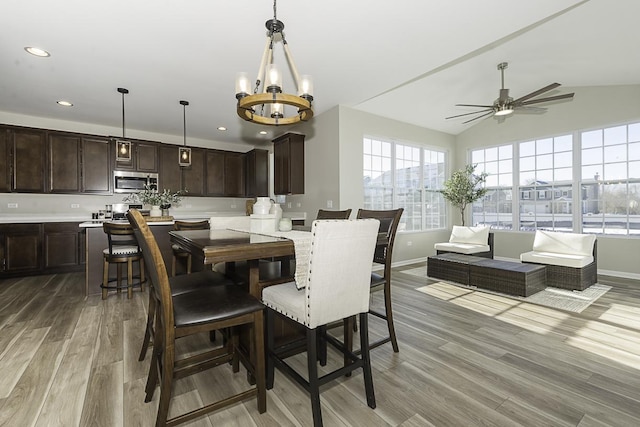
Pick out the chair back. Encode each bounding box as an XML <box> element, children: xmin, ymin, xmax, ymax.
<box><xmin>173</xmin><ymin>220</ymin><xmax>209</xmax><ymax>231</ymax></box>
<box><xmin>103</xmin><ymin>221</ymin><xmax>140</xmax><ymax>255</ymax></box>
<box><xmin>304</xmin><ymin>219</ymin><xmax>380</xmax><ymax>328</ymax></box>
<box><xmin>356</xmin><ymin>208</ymin><xmax>403</xmax><ymax>267</ymax></box>
<box><xmin>316</xmin><ymin>209</ymin><xmax>352</xmax><ymax>220</ymax></box>
<box><xmin>127</xmin><ymin>210</ymin><xmax>174</xmax><ymax>338</ymax></box>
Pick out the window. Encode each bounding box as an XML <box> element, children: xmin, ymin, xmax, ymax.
<box><xmin>471</xmin><ymin>144</ymin><xmax>513</xmax><ymax>229</ymax></box>
<box><xmin>469</xmin><ymin>120</ymin><xmax>640</xmax><ymax>236</ymax></box>
<box><xmin>363</xmin><ymin>137</ymin><xmax>446</xmax><ymax>231</ymax></box>
<box><xmin>581</xmin><ymin>123</ymin><xmax>640</xmax><ymax>235</ymax></box>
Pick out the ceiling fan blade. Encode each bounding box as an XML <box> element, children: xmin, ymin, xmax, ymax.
<box><xmin>445</xmin><ymin>109</ymin><xmax>493</xmax><ymax>120</ymax></box>
<box><xmin>512</xmin><ymin>83</ymin><xmax>561</xmax><ymax>104</ymax></box>
<box><xmin>455</xmin><ymin>103</ymin><xmax>494</xmax><ymax>108</ymax></box>
<box><xmin>520</xmin><ymin>93</ymin><xmax>574</xmax><ymax>106</ymax></box>
<box><xmin>462</xmin><ymin>110</ymin><xmax>494</xmax><ymax>124</ymax></box>
<box><xmin>514</xmin><ymin>106</ymin><xmax>547</xmax><ymax>114</ymax></box>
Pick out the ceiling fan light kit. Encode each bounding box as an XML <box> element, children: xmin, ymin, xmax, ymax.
<box><xmin>446</xmin><ymin>61</ymin><xmax>574</xmax><ymax>124</ymax></box>
<box><xmin>235</xmin><ymin>0</ymin><xmax>314</xmax><ymax>126</ymax></box>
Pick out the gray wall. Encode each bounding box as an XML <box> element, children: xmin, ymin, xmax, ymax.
<box><xmin>456</xmin><ymin>84</ymin><xmax>640</xmax><ymax>278</ymax></box>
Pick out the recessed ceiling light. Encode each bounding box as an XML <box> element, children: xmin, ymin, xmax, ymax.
<box><xmin>259</xmin><ymin>131</ymin><xmax>268</xmax><ymax>135</ymax></box>
<box><xmin>24</xmin><ymin>46</ymin><xmax>50</xmax><ymax>57</ymax></box>
<box><xmin>217</xmin><ymin>126</ymin><xmax>227</xmax><ymax>131</ymax></box>
<box><xmin>57</xmin><ymin>100</ymin><xmax>73</xmax><ymax>107</ymax></box>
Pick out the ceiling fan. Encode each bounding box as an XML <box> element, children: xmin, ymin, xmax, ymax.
<box><xmin>446</xmin><ymin>62</ymin><xmax>575</xmax><ymax>124</ymax></box>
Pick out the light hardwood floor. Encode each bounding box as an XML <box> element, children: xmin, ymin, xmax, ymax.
<box><xmin>0</xmin><ymin>266</ymin><xmax>639</xmax><ymax>426</ymax></box>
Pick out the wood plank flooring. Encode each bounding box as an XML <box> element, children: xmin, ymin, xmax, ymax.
<box><xmin>0</xmin><ymin>266</ymin><xmax>639</xmax><ymax>426</ymax></box>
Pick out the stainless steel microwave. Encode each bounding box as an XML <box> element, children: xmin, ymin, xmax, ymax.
<box><xmin>113</xmin><ymin>171</ymin><xmax>159</xmax><ymax>193</ymax></box>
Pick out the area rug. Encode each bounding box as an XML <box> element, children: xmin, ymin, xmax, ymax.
<box><xmin>405</xmin><ymin>265</ymin><xmax>611</xmax><ymax>313</ymax></box>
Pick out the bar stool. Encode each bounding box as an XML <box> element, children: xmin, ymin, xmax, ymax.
<box><xmin>101</xmin><ymin>221</ymin><xmax>146</xmax><ymax>299</ymax></box>
<box><xmin>171</xmin><ymin>220</ymin><xmax>210</xmax><ymax>276</ymax></box>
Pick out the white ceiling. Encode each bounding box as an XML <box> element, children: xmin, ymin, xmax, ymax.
<box><xmin>1</xmin><ymin>0</ymin><xmax>639</xmax><ymax>149</ymax></box>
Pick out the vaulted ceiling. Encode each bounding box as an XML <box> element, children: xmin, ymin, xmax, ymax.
<box><xmin>1</xmin><ymin>0</ymin><xmax>639</xmax><ymax>148</ymax></box>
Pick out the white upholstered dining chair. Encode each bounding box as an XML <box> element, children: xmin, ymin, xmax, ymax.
<box><xmin>261</xmin><ymin>219</ymin><xmax>380</xmax><ymax>427</ymax></box>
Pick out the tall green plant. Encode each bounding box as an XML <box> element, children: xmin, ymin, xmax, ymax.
<box><xmin>439</xmin><ymin>164</ymin><xmax>488</xmax><ymax>226</ymax></box>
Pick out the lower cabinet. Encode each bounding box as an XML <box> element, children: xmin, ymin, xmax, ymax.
<box><xmin>0</xmin><ymin>222</ymin><xmax>83</xmax><ymax>278</ymax></box>
<box><xmin>0</xmin><ymin>224</ymin><xmax>43</xmax><ymax>276</ymax></box>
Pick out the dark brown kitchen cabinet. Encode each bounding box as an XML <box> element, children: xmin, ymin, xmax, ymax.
<box><xmin>0</xmin><ymin>224</ymin><xmax>42</xmax><ymax>276</ymax></box>
<box><xmin>205</xmin><ymin>150</ymin><xmax>225</xmax><ymax>196</ymax></box>
<box><xmin>224</xmin><ymin>152</ymin><xmax>245</xmax><ymax>197</ymax></box>
<box><xmin>158</xmin><ymin>145</ymin><xmax>183</xmax><ymax>192</ymax></box>
<box><xmin>273</xmin><ymin>132</ymin><xmax>304</xmax><ymax>195</ymax></box>
<box><xmin>49</xmin><ymin>132</ymin><xmax>81</xmax><ymax>193</ymax></box>
<box><xmin>114</xmin><ymin>140</ymin><xmax>158</xmax><ymax>173</ymax></box>
<box><xmin>44</xmin><ymin>222</ymin><xmax>82</xmax><ymax>272</ymax></box>
<box><xmin>245</xmin><ymin>149</ymin><xmax>269</xmax><ymax>197</ymax></box>
<box><xmin>82</xmin><ymin>137</ymin><xmax>112</xmax><ymax>193</ymax></box>
<box><xmin>182</xmin><ymin>148</ymin><xmax>205</xmax><ymax>196</ymax></box>
<box><xmin>0</xmin><ymin>129</ymin><xmax>9</xmax><ymax>192</ymax></box>
<box><xmin>9</xmin><ymin>127</ymin><xmax>47</xmax><ymax>192</ymax></box>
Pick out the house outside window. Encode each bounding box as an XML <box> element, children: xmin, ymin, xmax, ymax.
<box><xmin>470</xmin><ymin>120</ymin><xmax>640</xmax><ymax>236</ymax></box>
<box><xmin>363</xmin><ymin>136</ymin><xmax>446</xmax><ymax>231</ymax></box>
<box><xmin>471</xmin><ymin>144</ymin><xmax>513</xmax><ymax>229</ymax></box>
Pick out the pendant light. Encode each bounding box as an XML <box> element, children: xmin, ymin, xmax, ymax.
<box><xmin>235</xmin><ymin>0</ymin><xmax>313</xmax><ymax>126</ymax></box>
<box><xmin>115</xmin><ymin>87</ymin><xmax>132</xmax><ymax>162</ymax></box>
<box><xmin>178</xmin><ymin>100</ymin><xmax>191</xmax><ymax>166</ymax></box>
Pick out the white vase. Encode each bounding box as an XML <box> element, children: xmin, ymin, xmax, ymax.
<box><xmin>253</xmin><ymin>197</ymin><xmax>272</xmax><ymax>215</ymax></box>
<box><xmin>150</xmin><ymin>205</ymin><xmax>162</xmax><ymax>217</ymax></box>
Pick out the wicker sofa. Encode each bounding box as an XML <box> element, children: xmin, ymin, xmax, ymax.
<box><xmin>434</xmin><ymin>225</ymin><xmax>494</xmax><ymax>259</ymax></box>
<box><xmin>520</xmin><ymin>230</ymin><xmax>597</xmax><ymax>291</ymax></box>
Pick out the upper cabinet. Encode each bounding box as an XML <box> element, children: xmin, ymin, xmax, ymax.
<box><xmin>0</xmin><ymin>128</ymin><xmax>10</xmax><ymax>192</ymax></box>
<box><xmin>182</xmin><ymin>148</ymin><xmax>205</xmax><ymax>196</ymax></box>
<box><xmin>273</xmin><ymin>133</ymin><xmax>304</xmax><ymax>195</ymax></box>
<box><xmin>114</xmin><ymin>139</ymin><xmax>158</xmax><ymax>173</ymax></box>
<box><xmin>48</xmin><ymin>132</ymin><xmax>111</xmax><ymax>194</ymax></box>
<box><xmin>224</xmin><ymin>152</ymin><xmax>245</xmax><ymax>197</ymax></box>
<box><xmin>158</xmin><ymin>144</ymin><xmax>183</xmax><ymax>192</ymax></box>
<box><xmin>7</xmin><ymin>126</ymin><xmax>47</xmax><ymax>193</ymax></box>
<box><xmin>245</xmin><ymin>149</ymin><xmax>269</xmax><ymax>197</ymax></box>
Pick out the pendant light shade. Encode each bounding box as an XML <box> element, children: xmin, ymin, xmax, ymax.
<box><xmin>178</xmin><ymin>100</ymin><xmax>191</xmax><ymax>167</ymax></box>
<box><xmin>115</xmin><ymin>87</ymin><xmax>132</xmax><ymax>162</ymax></box>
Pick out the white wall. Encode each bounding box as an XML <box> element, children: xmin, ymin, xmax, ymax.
<box><xmin>456</xmin><ymin>84</ymin><xmax>640</xmax><ymax>277</ymax></box>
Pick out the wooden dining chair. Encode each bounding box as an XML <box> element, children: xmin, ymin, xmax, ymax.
<box><xmin>315</xmin><ymin>208</ymin><xmax>352</xmax><ymax>220</ymax></box>
<box><xmin>356</xmin><ymin>208</ymin><xmax>404</xmax><ymax>352</ymax></box>
<box><xmin>171</xmin><ymin>220</ymin><xmax>210</xmax><ymax>276</ymax></box>
<box><xmin>101</xmin><ymin>221</ymin><xmax>146</xmax><ymax>299</ymax></box>
<box><xmin>127</xmin><ymin>209</ymin><xmax>266</xmax><ymax>426</ymax></box>
<box><xmin>262</xmin><ymin>219</ymin><xmax>380</xmax><ymax>427</ymax></box>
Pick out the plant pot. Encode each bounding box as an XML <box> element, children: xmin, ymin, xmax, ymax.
<box><xmin>150</xmin><ymin>205</ymin><xmax>162</xmax><ymax>217</ymax></box>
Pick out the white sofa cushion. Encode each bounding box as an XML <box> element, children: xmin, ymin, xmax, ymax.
<box><xmin>532</xmin><ymin>230</ymin><xmax>596</xmax><ymax>257</ymax></box>
<box><xmin>520</xmin><ymin>250</ymin><xmax>593</xmax><ymax>268</ymax></box>
<box><xmin>449</xmin><ymin>225</ymin><xmax>490</xmax><ymax>246</ymax></box>
<box><xmin>434</xmin><ymin>242</ymin><xmax>490</xmax><ymax>255</ymax></box>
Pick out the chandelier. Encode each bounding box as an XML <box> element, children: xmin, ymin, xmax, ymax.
<box><xmin>235</xmin><ymin>0</ymin><xmax>314</xmax><ymax>126</ymax></box>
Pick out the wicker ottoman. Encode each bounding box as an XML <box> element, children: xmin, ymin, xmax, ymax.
<box><xmin>470</xmin><ymin>259</ymin><xmax>546</xmax><ymax>297</ymax></box>
<box><xmin>427</xmin><ymin>253</ymin><xmax>487</xmax><ymax>286</ymax></box>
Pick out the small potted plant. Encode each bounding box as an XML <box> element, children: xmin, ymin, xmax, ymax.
<box><xmin>124</xmin><ymin>185</ymin><xmax>183</xmax><ymax>217</ymax></box>
<box><xmin>438</xmin><ymin>164</ymin><xmax>488</xmax><ymax>226</ymax></box>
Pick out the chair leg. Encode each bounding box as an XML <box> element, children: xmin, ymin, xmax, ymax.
<box><xmin>145</xmin><ymin>314</ymin><xmax>162</xmax><ymax>401</ymax></box>
<box><xmin>266</xmin><ymin>309</ymin><xmax>275</xmax><ymax>390</ymax></box>
<box><xmin>318</xmin><ymin>325</ymin><xmax>327</xmax><ymax>366</ymax></box>
<box><xmin>306</xmin><ymin>328</ymin><xmax>323</xmax><ymax>427</ymax></box>
<box><xmin>127</xmin><ymin>258</ymin><xmax>134</xmax><ymax>299</ymax></box>
<box><xmin>102</xmin><ymin>259</ymin><xmax>109</xmax><ymax>300</ymax></box>
<box><xmin>117</xmin><ymin>264</ymin><xmax>122</xmax><ymax>294</ymax></box>
<box><xmin>343</xmin><ymin>317</ymin><xmax>353</xmax><ymax>376</ymax></box>
<box><xmin>139</xmin><ymin>290</ymin><xmax>156</xmax><ymax>361</ymax></box>
<box><xmin>253</xmin><ymin>310</ymin><xmax>267</xmax><ymax>413</ymax></box>
<box><xmin>155</xmin><ymin>341</ymin><xmax>175</xmax><ymax>427</ymax></box>
<box><xmin>139</xmin><ymin>260</ymin><xmax>145</xmax><ymax>292</ymax></box>
<box><xmin>384</xmin><ymin>286</ymin><xmax>399</xmax><ymax>353</ymax></box>
<box><xmin>171</xmin><ymin>255</ymin><xmax>177</xmax><ymax>277</ymax></box>
<box><xmin>358</xmin><ymin>313</ymin><xmax>376</xmax><ymax>409</ymax></box>
<box><xmin>186</xmin><ymin>254</ymin><xmax>192</xmax><ymax>274</ymax></box>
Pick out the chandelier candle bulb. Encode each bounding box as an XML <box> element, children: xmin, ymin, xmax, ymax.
<box><xmin>266</xmin><ymin>64</ymin><xmax>282</xmax><ymax>91</ymax></box>
<box><xmin>235</xmin><ymin>72</ymin><xmax>251</xmax><ymax>97</ymax></box>
<box><xmin>299</xmin><ymin>75</ymin><xmax>314</xmax><ymax>99</ymax></box>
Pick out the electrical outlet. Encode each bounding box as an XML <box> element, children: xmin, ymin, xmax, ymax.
<box><xmin>287</xmin><ymin>202</ymin><xmax>292</xmax><ymax>208</ymax></box>
<box><xmin>71</xmin><ymin>203</ymin><xmax>80</xmax><ymax>208</ymax></box>
<box><xmin>230</xmin><ymin>204</ymin><xmax>236</xmax><ymax>208</ymax></box>
<box><xmin>407</xmin><ymin>241</ymin><xmax>413</xmax><ymax>246</ymax></box>
<box><xmin>186</xmin><ymin>204</ymin><xmax>192</xmax><ymax>208</ymax></box>
<box><xmin>296</xmin><ymin>203</ymin><xmax>301</xmax><ymax>208</ymax></box>
<box><xmin>327</xmin><ymin>200</ymin><xmax>333</xmax><ymax>208</ymax></box>
<box><xmin>8</xmin><ymin>203</ymin><xmax>18</xmax><ymax>208</ymax></box>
